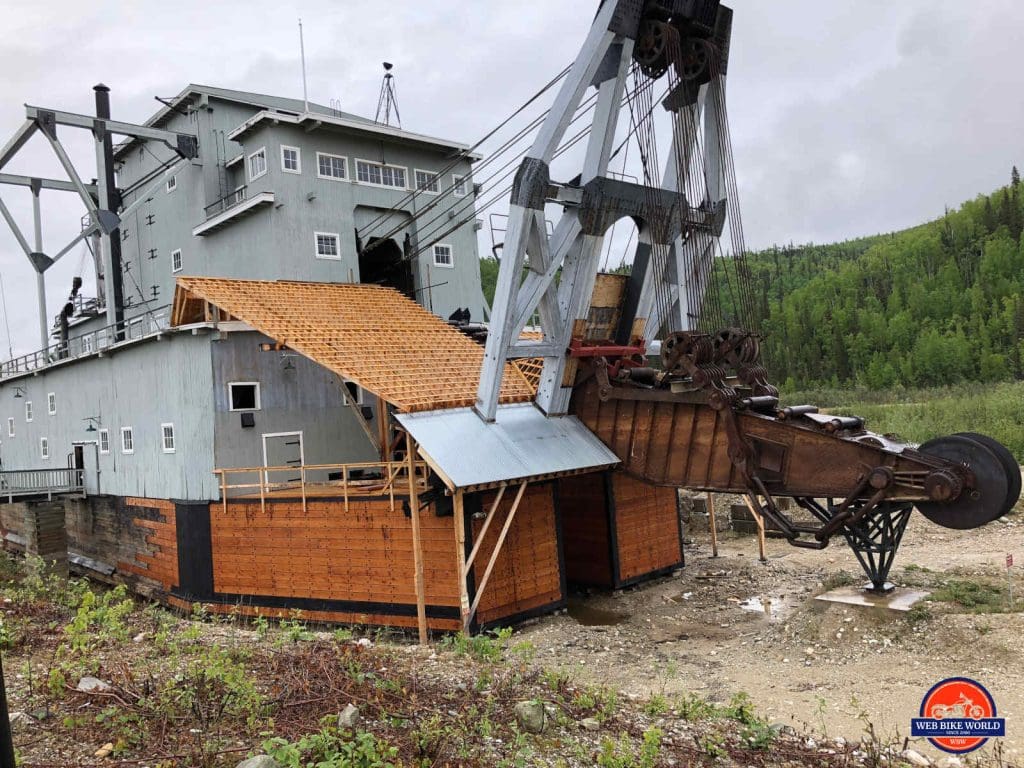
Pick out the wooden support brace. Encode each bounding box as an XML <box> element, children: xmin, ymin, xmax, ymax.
<box><xmin>465</xmin><ymin>484</ymin><xmax>507</xmax><ymax>572</ymax></box>
<box><xmin>467</xmin><ymin>481</ymin><xmax>528</xmax><ymax>626</ymax></box>
<box><xmin>743</xmin><ymin>494</ymin><xmax>768</xmax><ymax>563</ymax></box>
<box><xmin>706</xmin><ymin>491</ymin><xmax>718</xmax><ymax>557</ymax></box>
<box><xmin>406</xmin><ymin>432</ymin><xmax>428</xmax><ymax>645</ymax></box>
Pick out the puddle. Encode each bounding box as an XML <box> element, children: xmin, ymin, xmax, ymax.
<box><xmin>566</xmin><ymin>597</ymin><xmax>631</xmax><ymax>626</ymax></box>
<box><xmin>738</xmin><ymin>595</ymin><xmax>790</xmax><ymax>621</ymax></box>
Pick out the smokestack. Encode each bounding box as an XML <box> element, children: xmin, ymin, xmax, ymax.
<box><xmin>94</xmin><ymin>83</ymin><xmax>125</xmax><ymax>341</ymax></box>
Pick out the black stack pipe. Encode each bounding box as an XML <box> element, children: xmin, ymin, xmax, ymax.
<box><xmin>94</xmin><ymin>84</ymin><xmax>125</xmax><ymax>342</ymax></box>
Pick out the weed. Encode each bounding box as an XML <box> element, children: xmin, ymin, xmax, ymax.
<box><xmin>439</xmin><ymin>627</ymin><xmax>513</xmax><ymax>662</ymax></box>
<box><xmin>643</xmin><ymin>693</ymin><xmax>670</xmax><ymax>716</ymax></box>
<box><xmin>931</xmin><ymin>578</ymin><xmax>1008</xmax><ymax>613</ymax></box>
<box><xmin>264</xmin><ymin>721</ymin><xmax>399</xmax><ymax>768</ymax></box>
<box><xmin>905</xmin><ymin>603</ymin><xmax>933</xmax><ymax>624</ymax></box>
<box><xmin>675</xmin><ymin>692</ymin><xmax>718</xmax><ymax>721</ymax></box>
<box><xmin>332</xmin><ymin>627</ymin><xmax>353</xmax><ymax>643</ymax></box>
<box><xmin>822</xmin><ymin>570</ymin><xmax>858</xmax><ymax>590</ymax></box>
<box><xmin>280</xmin><ymin>617</ymin><xmax>314</xmax><ymax>643</ymax></box>
<box><xmin>596</xmin><ymin>727</ymin><xmax>662</xmax><ymax>768</ymax></box>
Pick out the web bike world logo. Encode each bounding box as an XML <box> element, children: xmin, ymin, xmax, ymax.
<box><xmin>911</xmin><ymin>677</ymin><xmax>1006</xmax><ymax>754</ymax></box>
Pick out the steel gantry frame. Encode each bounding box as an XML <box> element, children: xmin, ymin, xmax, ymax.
<box><xmin>0</xmin><ymin>87</ymin><xmax>197</xmax><ymax>350</ymax></box>
<box><xmin>474</xmin><ymin>0</ymin><xmax>731</xmax><ymax>422</ymax></box>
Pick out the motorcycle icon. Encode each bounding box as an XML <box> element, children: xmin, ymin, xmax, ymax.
<box><xmin>930</xmin><ymin>694</ymin><xmax>985</xmax><ymax>720</ymax></box>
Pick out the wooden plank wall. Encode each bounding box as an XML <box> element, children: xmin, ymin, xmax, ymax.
<box><xmin>556</xmin><ymin>474</ymin><xmax>614</xmax><ymax>587</ymax></box>
<box><xmin>611</xmin><ymin>473</ymin><xmax>683</xmax><ymax>583</ymax></box>
<box><xmin>116</xmin><ymin>497</ymin><xmax>179</xmax><ymax>592</ymax></box>
<box><xmin>473</xmin><ymin>484</ymin><xmax>563</xmax><ymax>626</ymax></box>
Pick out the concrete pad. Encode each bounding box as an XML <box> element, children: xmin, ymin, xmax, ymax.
<box><xmin>814</xmin><ymin>585</ymin><xmax>930</xmax><ymax>611</ymax></box>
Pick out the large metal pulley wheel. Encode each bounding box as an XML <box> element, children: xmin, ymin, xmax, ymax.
<box><xmin>677</xmin><ymin>37</ymin><xmax>711</xmax><ymax>81</ymax></box>
<box><xmin>635</xmin><ymin>19</ymin><xmax>672</xmax><ymax>79</ymax></box>
<box><xmin>914</xmin><ymin>434</ymin><xmax>1019</xmax><ymax>529</ymax></box>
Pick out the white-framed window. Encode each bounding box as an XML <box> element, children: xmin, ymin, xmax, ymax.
<box><xmin>355</xmin><ymin>159</ymin><xmax>406</xmax><ymax>189</ymax></box>
<box><xmin>228</xmin><ymin>382</ymin><xmax>261</xmax><ymax>411</ymax></box>
<box><xmin>316</xmin><ymin>152</ymin><xmax>347</xmax><ymax>180</ymax></box>
<box><xmin>342</xmin><ymin>380</ymin><xmax>364</xmax><ymax>406</ymax></box>
<box><xmin>166</xmin><ymin>175</ymin><xmax>177</xmax><ymax>193</ymax></box>
<box><xmin>47</xmin><ymin>392</ymin><xmax>56</xmax><ymax>415</ymax></box>
<box><xmin>7</xmin><ymin>417</ymin><xmax>13</xmax><ymax>438</ymax></box>
<box><xmin>171</xmin><ymin>249</ymin><xmax>183</xmax><ymax>273</ymax></box>
<box><xmin>248</xmin><ymin>147</ymin><xmax>267</xmax><ymax>181</ymax></box>
<box><xmin>40</xmin><ymin>437</ymin><xmax>49</xmax><ymax>460</ymax></box>
<box><xmin>82</xmin><ymin>334</ymin><xmax>95</xmax><ymax>354</ymax></box>
<box><xmin>121</xmin><ymin>427</ymin><xmax>134</xmax><ymax>454</ymax></box>
<box><xmin>453</xmin><ymin>174</ymin><xmax>470</xmax><ymax>197</ymax></box>
<box><xmin>433</xmin><ymin>244</ymin><xmax>454</xmax><ymax>268</ymax></box>
<box><xmin>99</xmin><ymin>428</ymin><xmax>110</xmax><ymax>454</ymax></box>
<box><xmin>415</xmin><ymin>169</ymin><xmax>439</xmax><ymax>194</ymax></box>
<box><xmin>281</xmin><ymin>145</ymin><xmax>301</xmax><ymax>174</ymax></box>
<box><xmin>315</xmin><ymin>232</ymin><xmax>341</xmax><ymax>260</ymax></box>
<box><xmin>161</xmin><ymin>423</ymin><xmax>176</xmax><ymax>453</ymax></box>
<box><xmin>25</xmin><ymin>401</ymin><xmax>32</xmax><ymax>422</ymax></box>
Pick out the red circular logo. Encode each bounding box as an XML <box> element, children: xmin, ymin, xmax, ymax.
<box><xmin>920</xmin><ymin>678</ymin><xmax>996</xmax><ymax>753</ymax></box>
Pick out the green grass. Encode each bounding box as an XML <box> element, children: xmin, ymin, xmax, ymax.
<box><xmin>930</xmin><ymin>578</ymin><xmax>1013</xmax><ymax>614</ymax></box>
<box><xmin>782</xmin><ymin>381</ymin><xmax>1024</xmax><ymax>462</ymax></box>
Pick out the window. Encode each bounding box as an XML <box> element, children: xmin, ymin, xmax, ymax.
<box><xmin>40</xmin><ymin>438</ymin><xmax>49</xmax><ymax>460</ymax></box>
<box><xmin>171</xmin><ymin>249</ymin><xmax>183</xmax><ymax>273</ymax></box>
<box><xmin>161</xmin><ymin>423</ymin><xmax>176</xmax><ymax>453</ymax></box>
<box><xmin>82</xmin><ymin>334</ymin><xmax>95</xmax><ymax>354</ymax></box>
<box><xmin>433</xmin><ymin>244</ymin><xmax>454</xmax><ymax>268</ymax></box>
<box><xmin>315</xmin><ymin>232</ymin><xmax>340</xmax><ymax>260</ymax></box>
<box><xmin>355</xmin><ymin>159</ymin><xmax>406</xmax><ymax>189</ymax></box>
<box><xmin>166</xmin><ymin>175</ymin><xmax>177</xmax><ymax>193</ymax></box>
<box><xmin>453</xmin><ymin>174</ymin><xmax>470</xmax><ymax>197</ymax></box>
<box><xmin>99</xmin><ymin>428</ymin><xmax>110</xmax><ymax>454</ymax></box>
<box><xmin>25</xmin><ymin>401</ymin><xmax>32</xmax><ymax>422</ymax></box>
<box><xmin>316</xmin><ymin>152</ymin><xmax>347</xmax><ymax>180</ymax></box>
<box><xmin>121</xmin><ymin>427</ymin><xmax>134</xmax><ymax>454</ymax></box>
<box><xmin>7</xmin><ymin>417</ymin><xmax>13</xmax><ymax>438</ymax></box>
<box><xmin>47</xmin><ymin>392</ymin><xmax>56</xmax><ymax>415</ymax></box>
<box><xmin>415</xmin><ymin>170</ymin><xmax>439</xmax><ymax>194</ymax></box>
<box><xmin>281</xmin><ymin>145</ymin><xmax>301</xmax><ymax>174</ymax></box>
<box><xmin>343</xmin><ymin>380</ymin><xmax>364</xmax><ymax>406</ymax></box>
<box><xmin>248</xmin><ymin>147</ymin><xmax>267</xmax><ymax>181</ymax></box>
<box><xmin>229</xmin><ymin>382</ymin><xmax>261</xmax><ymax>411</ymax></box>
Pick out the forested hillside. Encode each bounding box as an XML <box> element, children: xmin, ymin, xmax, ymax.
<box><xmin>477</xmin><ymin>168</ymin><xmax>1024</xmax><ymax>392</ymax></box>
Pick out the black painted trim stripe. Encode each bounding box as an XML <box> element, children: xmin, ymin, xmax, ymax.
<box><xmin>171</xmin><ymin>589</ymin><xmax>462</xmax><ymax>620</ymax></box>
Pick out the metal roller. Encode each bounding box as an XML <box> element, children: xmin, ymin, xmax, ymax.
<box><xmin>915</xmin><ymin>435</ymin><xmax>1015</xmax><ymax>529</ymax></box>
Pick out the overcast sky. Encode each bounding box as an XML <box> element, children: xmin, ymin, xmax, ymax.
<box><xmin>0</xmin><ymin>0</ymin><xmax>1021</xmax><ymax>355</ymax></box>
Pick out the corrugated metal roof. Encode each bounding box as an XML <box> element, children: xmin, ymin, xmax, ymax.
<box><xmin>396</xmin><ymin>404</ymin><xmax>620</xmax><ymax>490</ymax></box>
<box><xmin>171</xmin><ymin>277</ymin><xmax>535</xmax><ymax>413</ymax></box>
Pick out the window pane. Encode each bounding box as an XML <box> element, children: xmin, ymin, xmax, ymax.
<box><xmin>231</xmin><ymin>384</ymin><xmax>258</xmax><ymax>410</ymax></box>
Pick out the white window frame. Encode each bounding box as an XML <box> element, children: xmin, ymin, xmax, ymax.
<box><xmin>121</xmin><ymin>426</ymin><xmax>134</xmax><ymax>455</ymax></box>
<box><xmin>99</xmin><ymin>428</ymin><xmax>110</xmax><ymax>454</ymax></box>
<box><xmin>354</xmin><ymin>158</ymin><xmax>407</xmax><ymax>190</ymax></box>
<box><xmin>165</xmin><ymin>175</ymin><xmax>177</xmax><ymax>193</ymax></box>
<box><xmin>82</xmin><ymin>334</ymin><xmax>95</xmax><ymax>354</ymax></box>
<box><xmin>342</xmin><ymin>380</ymin><xmax>364</xmax><ymax>406</ymax></box>
<box><xmin>452</xmin><ymin>174</ymin><xmax>469</xmax><ymax>197</ymax></box>
<box><xmin>248</xmin><ymin>146</ymin><xmax>267</xmax><ymax>181</ymax></box>
<box><xmin>40</xmin><ymin>437</ymin><xmax>49</xmax><ymax>460</ymax></box>
<box><xmin>24</xmin><ymin>401</ymin><xmax>32</xmax><ymax>422</ymax></box>
<box><xmin>414</xmin><ymin>169</ymin><xmax>440</xmax><ymax>194</ymax></box>
<box><xmin>228</xmin><ymin>381</ymin><xmax>261</xmax><ymax>412</ymax></box>
<box><xmin>281</xmin><ymin>145</ymin><xmax>301</xmax><ymax>174</ymax></box>
<box><xmin>316</xmin><ymin>152</ymin><xmax>348</xmax><ymax>181</ymax></box>
<box><xmin>47</xmin><ymin>392</ymin><xmax>56</xmax><ymax>415</ymax></box>
<box><xmin>7</xmin><ymin>417</ymin><xmax>13</xmax><ymax>438</ymax></box>
<box><xmin>171</xmin><ymin>249</ymin><xmax>183</xmax><ymax>273</ymax></box>
<box><xmin>432</xmin><ymin>243</ymin><xmax>454</xmax><ymax>269</ymax></box>
<box><xmin>161</xmin><ymin>423</ymin><xmax>176</xmax><ymax>453</ymax></box>
<box><xmin>314</xmin><ymin>231</ymin><xmax>341</xmax><ymax>260</ymax></box>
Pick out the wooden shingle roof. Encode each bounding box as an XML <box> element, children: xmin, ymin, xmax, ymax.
<box><xmin>171</xmin><ymin>277</ymin><xmax>535</xmax><ymax>413</ymax></box>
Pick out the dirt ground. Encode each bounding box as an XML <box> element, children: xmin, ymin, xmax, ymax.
<box><xmin>516</xmin><ymin>500</ymin><xmax>1024</xmax><ymax>765</ymax></box>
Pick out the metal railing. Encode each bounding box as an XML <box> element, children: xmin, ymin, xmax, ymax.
<box><xmin>1</xmin><ymin>468</ymin><xmax>84</xmax><ymax>503</ymax></box>
<box><xmin>203</xmin><ymin>185</ymin><xmax>248</xmax><ymax>219</ymax></box>
<box><xmin>0</xmin><ymin>305</ymin><xmax>171</xmax><ymax>380</ymax></box>
<box><xmin>214</xmin><ymin>460</ymin><xmax>430</xmax><ymax>515</ymax></box>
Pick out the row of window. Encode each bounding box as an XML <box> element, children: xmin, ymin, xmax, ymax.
<box><xmin>7</xmin><ymin>395</ymin><xmax>57</xmax><ymax>434</ymax></box>
<box><xmin>226</xmin><ymin>380</ymin><xmax>362</xmax><ymax>410</ymax></box>
<box><xmin>28</xmin><ymin>425</ymin><xmax>174</xmax><ymax>461</ymax></box>
<box><xmin>313</xmin><ymin>231</ymin><xmax>454</xmax><ymax>268</ymax></box>
<box><xmin>247</xmin><ymin>145</ymin><xmax>471</xmax><ymax>196</ymax></box>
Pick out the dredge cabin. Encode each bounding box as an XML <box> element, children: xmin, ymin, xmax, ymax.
<box><xmin>0</xmin><ymin>84</ymin><xmax>683</xmax><ymax>635</ymax></box>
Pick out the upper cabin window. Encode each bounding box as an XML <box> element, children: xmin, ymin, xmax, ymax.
<box><xmin>40</xmin><ymin>437</ymin><xmax>49</xmax><ymax>460</ymax></box>
<box><xmin>7</xmin><ymin>417</ymin><xmax>13</xmax><ymax>437</ymax></box>
<box><xmin>171</xmin><ymin>249</ymin><xmax>183</xmax><ymax>273</ymax></box>
<box><xmin>47</xmin><ymin>392</ymin><xmax>56</xmax><ymax>415</ymax></box>
<box><xmin>281</xmin><ymin>146</ymin><xmax>301</xmax><ymax>174</ymax></box>
<box><xmin>161</xmin><ymin>423</ymin><xmax>176</xmax><ymax>453</ymax></box>
<box><xmin>356</xmin><ymin>159</ymin><xmax>406</xmax><ymax>189</ymax></box>
<box><xmin>453</xmin><ymin>174</ymin><xmax>470</xmax><ymax>197</ymax></box>
<box><xmin>229</xmin><ymin>382</ymin><xmax>261</xmax><ymax>411</ymax></box>
<box><xmin>433</xmin><ymin>244</ymin><xmax>454</xmax><ymax>268</ymax></box>
<box><xmin>99</xmin><ymin>428</ymin><xmax>110</xmax><ymax>454</ymax></box>
<box><xmin>248</xmin><ymin>147</ymin><xmax>267</xmax><ymax>181</ymax></box>
<box><xmin>343</xmin><ymin>380</ymin><xmax>364</xmax><ymax>406</ymax></box>
<box><xmin>315</xmin><ymin>232</ymin><xmax>340</xmax><ymax>260</ymax></box>
<box><xmin>24</xmin><ymin>401</ymin><xmax>32</xmax><ymax>422</ymax></box>
<box><xmin>166</xmin><ymin>175</ymin><xmax>177</xmax><ymax>193</ymax></box>
<box><xmin>415</xmin><ymin>170</ymin><xmax>439</xmax><ymax>194</ymax></box>
<box><xmin>317</xmin><ymin>152</ymin><xmax>347</xmax><ymax>180</ymax></box>
<box><xmin>121</xmin><ymin>427</ymin><xmax>134</xmax><ymax>454</ymax></box>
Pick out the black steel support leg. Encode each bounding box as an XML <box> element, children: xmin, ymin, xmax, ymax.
<box><xmin>841</xmin><ymin>503</ymin><xmax>913</xmax><ymax>593</ymax></box>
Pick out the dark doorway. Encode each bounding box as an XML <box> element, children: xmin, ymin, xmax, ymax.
<box><xmin>72</xmin><ymin>445</ymin><xmax>85</xmax><ymax>488</ymax></box>
<box><xmin>358</xmin><ymin>236</ymin><xmax>414</xmax><ymax>298</ymax></box>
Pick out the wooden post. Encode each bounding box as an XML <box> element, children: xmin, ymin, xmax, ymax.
<box><xmin>405</xmin><ymin>433</ymin><xmax>428</xmax><ymax>645</ymax></box>
<box><xmin>453</xmin><ymin>488</ymin><xmax>471</xmax><ymax>633</ymax></box>
<box><xmin>743</xmin><ymin>494</ymin><xmax>768</xmax><ymax>563</ymax></box>
<box><xmin>706</xmin><ymin>491</ymin><xmax>719</xmax><ymax>558</ymax></box>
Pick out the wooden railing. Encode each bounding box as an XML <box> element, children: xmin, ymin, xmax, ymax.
<box><xmin>0</xmin><ymin>468</ymin><xmax>84</xmax><ymax>503</ymax></box>
<box><xmin>213</xmin><ymin>460</ymin><xmax>430</xmax><ymax>514</ymax></box>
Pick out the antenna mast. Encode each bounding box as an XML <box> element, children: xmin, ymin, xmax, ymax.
<box><xmin>299</xmin><ymin>18</ymin><xmax>309</xmax><ymax>112</ymax></box>
<box><xmin>374</xmin><ymin>62</ymin><xmax>401</xmax><ymax>128</ymax></box>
